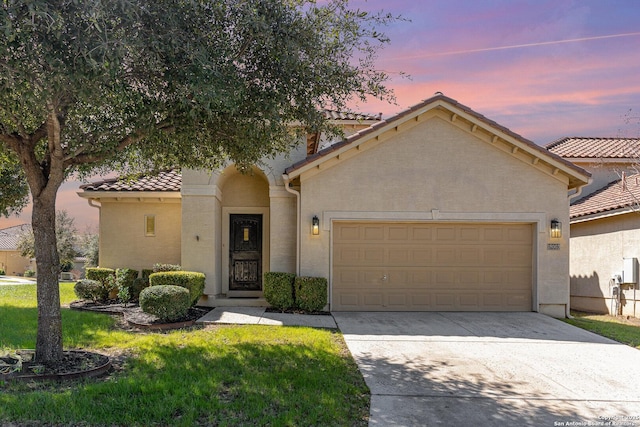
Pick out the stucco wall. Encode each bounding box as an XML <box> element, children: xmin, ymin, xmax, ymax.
<box><xmin>0</xmin><ymin>250</ymin><xmax>33</xmax><ymax>276</ymax></box>
<box><xmin>298</xmin><ymin>115</ymin><xmax>572</xmax><ymax>316</ymax></box>
<box><xmin>570</xmin><ymin>214</ymin><xmax>640</xmax><ymax>317</ymax></box>
<box><xmin>99</xmin><ymin>200</ymin><xmax>181</xmax><ymax>273</ymax></box>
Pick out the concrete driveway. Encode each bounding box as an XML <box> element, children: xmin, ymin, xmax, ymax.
<box><xmin>333</xmin><ymin>312</ymin><xmax>640</xmax><ymax>426</ymax></box>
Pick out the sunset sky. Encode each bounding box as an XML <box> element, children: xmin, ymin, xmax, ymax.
<box><xmin>2</xmin><ymin>0</ymin><xmax>639</xmax><ymax>231</ymax></box>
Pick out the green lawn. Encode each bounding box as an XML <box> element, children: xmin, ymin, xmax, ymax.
<box><xmin>563</xmin><ymin>311</ymin><xmax>640</xmax><ymax>349</ymax></box>
<box><xmin>0</xmin><ymin>284</ymin><xmax>369</xmax><ymax>426</ymax></box>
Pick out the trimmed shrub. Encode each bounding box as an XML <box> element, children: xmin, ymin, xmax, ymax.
<box><xmin>0</xmin><ymin>269</ymin><xmax>5</xmax><ymax>275</ymax></box>
<box><xmin>86</xmin><ymin>267</ymin><xmax>115</xmax><ymax>285</ymax></box>
<box><xmin>139</xmin><ymin>285</ymin><xmax>190</xmax><ymax>322</ymax></box>
<box><xmin>131</xmin><ymin>277</ymin><xmax>149</xmax><ymax>300</ymax></box>
<box><xmin>152</xmin><ymin>263</ymin><xmax>182</xmax><ymax>273</ymax></box>
<box><xmin>141</xmin><ymin>269</ymin><xmax>154</xmax><ymax>283</ymax></box>
<box><xmin>294</xmin><ymin>276</ymin><xmax>328</xmax><ymax>312</ymax></box>
<box><xmin>86</xmin><ymin>268</ymin><xmax>116</xmax><ymax>301</ymax></box>
<box><xmin>115</xmin><ymin>268</ymin><xmax>139</xmax><ymax>302</ymax></box>
<box><xmin>263</xmin><ymin>272</ymin><xmax>296</xmax><ymax>310</ymax></box>
<box><xmin>74</xmin><ymin>279</ymin><xmax>105</xmax><ymax>302</ymax></box>
<box><xmin>149</xmin><ymin>271</ymin><xmax>205</xmax><ymax>306</ymax></box>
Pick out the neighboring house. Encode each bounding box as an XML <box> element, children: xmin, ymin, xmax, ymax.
<box><xmin>547</xmin><ymin>137</ymin><xmax>640</xmax><ymax>317</ymax></box>
<box><xmin>0</xmin><ymin>224</ymin><xmax>36</xmax><ymax>276</ymax></box>
<box><xmin>79</xmin><ymin>94</ymin><xmax>590</xmax><ymax>317</ymax></box>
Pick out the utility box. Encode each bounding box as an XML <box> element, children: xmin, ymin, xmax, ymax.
<box><xmin>622</xmin><ymin>257</ymin><xmax>638</xmax><ymax>285</ymax></box>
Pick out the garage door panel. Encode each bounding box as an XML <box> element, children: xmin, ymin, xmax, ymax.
<box><xmin>332</xmin><ymin>222</ymin><xmax>533</xmax><ymax>312</ymax></box>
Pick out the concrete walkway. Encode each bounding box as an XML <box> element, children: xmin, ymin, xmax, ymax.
<box><xmin>197</xmin><ymin>306</ymin><xmax>337</xmax><ymax>329</ymax></box>
<box><xmin>333</xmin><ymin>311</ymin><xmax>640</xmax><ymax>426</ymax></box>
<box><xmin>0</xmin><ymin>275</ymin><xmax>36</xmax><ymax>285</ymax></box>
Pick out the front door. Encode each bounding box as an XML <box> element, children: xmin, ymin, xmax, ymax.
<box><xmin>229</xmin><ymin>214</ymin><xmax>262</xmax><ymax>296</ymax></box>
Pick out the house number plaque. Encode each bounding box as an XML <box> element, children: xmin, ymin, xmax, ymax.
<box><xmin>547</xmin><ymin>243</ymin><xmax>560</xmax><ymax>250</ymax></box>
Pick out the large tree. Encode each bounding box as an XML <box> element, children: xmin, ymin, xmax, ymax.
<box><xmin>0</xmin><ymin>0</ymin><xmax>396</xmax><ymax>362</ymax></box>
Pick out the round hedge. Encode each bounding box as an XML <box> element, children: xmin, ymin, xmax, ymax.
<box><xmin>139</xmin><ymin>285</ymin><xmax>191</xmax><ymax>322</ymax></box>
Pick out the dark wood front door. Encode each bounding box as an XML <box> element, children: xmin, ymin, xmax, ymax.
<box><xmin>229</xmin><ymin>214</ymin><xmax>262</xmax><ymax>294</ymax></box>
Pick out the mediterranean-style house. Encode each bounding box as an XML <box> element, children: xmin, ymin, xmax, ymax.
<box><xmin>547</xmin><ymin>137</ymin><xmax>640</xmax><ymax>317</ymax></box>
<box><xmin>79</xmin><ymin>94</ymin><xmax>591</xmax><ymax>317</ymax></box>
<box><xmin>0</xmin><ymin>224</ymin><xmax>36</xmax><ymax>276</ymax></box>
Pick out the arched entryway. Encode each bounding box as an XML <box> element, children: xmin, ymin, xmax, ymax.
<box><xmin>219</xmin><ymin>166</ymin><xmax>270</xmax><ymax>297</ymax></box>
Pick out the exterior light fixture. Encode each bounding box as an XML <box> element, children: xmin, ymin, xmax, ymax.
<box><xmin>312</xmin><ymin>216</ymin><xmax>320</xmax><ymax>235</ymax></box>
<box><xmin>550</xmin><ymin>219</ymin><xmax>562</xmax><ymax>239</ymax></box>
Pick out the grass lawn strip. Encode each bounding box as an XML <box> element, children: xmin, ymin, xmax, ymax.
<box><xmin>563</xmin><ymin>311</ymin><xmax>640</xmax><ymax>349</ymax></box>
<box><xmin>0</xmin><ymin>284</ymin><xmax>369</xmax><ymax>426</ymax></box>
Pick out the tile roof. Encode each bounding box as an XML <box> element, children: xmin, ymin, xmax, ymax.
<box><xmin>570</xmin><ymin>174</ymin><xmax>640</xmax><ymax>219</ymax></box>
<box><xmin>80</xmin><ymin>169</ymin><xmax>181</xmax><ymax>192</ymax></box>
<box><xmin>322</xmin><ymin>109</ymin><xmax>382</xmax><ymax>122</ymax></box>
<box><xmin>546</xmin><ymin>137</ymin><xmax>640</xmax><ymax>159</ymax></box>
<box><xmin>0</xmin><ymin>224</ymin><xmax>31</xmax><ymax>250</ymax></box>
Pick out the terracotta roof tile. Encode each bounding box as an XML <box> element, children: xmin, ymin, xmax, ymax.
<box><xmin>0</xmin><ymin>224</ymin><xmax>31</xmax><ymax>250</ymax></box>
<box><xmin>546</xmin><ymin>137</ymin><xmax>640</xmax><ymax>159</ymax></box>
<box><xmin>322</xmin><ymin>109</ymin><xmax>382</xmax><ymax>121</ymax></box>
<box><xmin>80</xmin><ymin>169</ymin><xmax>181</xmax><ymax>192</ymax></box>
<box><xmin>571</xmin><ymin>174</ymin><xmax>640</xmax><ymax>219</ymax></box>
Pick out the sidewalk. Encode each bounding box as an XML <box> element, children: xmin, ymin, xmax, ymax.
<box><xmin>197</xmin><ymin>306</ymin><xmax>337</xmax><ymax>329</ymax></box>
<box><xmin>0</xmin><ymin>275</ymin><xmax>37</xmax><ymax>285</ymax></box>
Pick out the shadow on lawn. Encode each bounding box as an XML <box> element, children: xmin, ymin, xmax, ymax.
<box><xmin>0</xmin><ymin>306</ymin><xmax>115</xmax><ymax>348</ymax></box>
<box><xmin>1</xmin><ymin>329</ymin><xmax>369</xmax><ymax>427</ymax></box>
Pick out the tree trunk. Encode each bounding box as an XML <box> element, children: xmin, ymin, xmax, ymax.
<box><xmin>32</xmin><ymin>192</ymin><xmax>63</xmax><ymax>362</ymax></box>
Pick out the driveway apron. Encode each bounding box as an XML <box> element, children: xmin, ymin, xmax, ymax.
<box><xmin>333</xmin><ymin>312</ymin><xmax>640</xmax><ymax>426</ymax></box>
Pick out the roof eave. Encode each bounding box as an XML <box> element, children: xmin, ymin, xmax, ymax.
<box><xmin>285</xmin><ymin>95</ymin><xmax>591</xmax><ymax>190</ymax></box>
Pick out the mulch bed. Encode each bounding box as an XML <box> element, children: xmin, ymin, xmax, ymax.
<box><xmin>0</xmin><ymin>350</ymin><xmax>111</xmax><ymax>382</ymax></box>
<box><xmin>69</xmin><ymin>300</ymin><xmax>212</xmax><ymax>330</ymax></box>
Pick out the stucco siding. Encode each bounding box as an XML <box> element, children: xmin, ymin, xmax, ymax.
<box><xmin>0</xmin><ymin>250</ymin><xmax>33</xmax><ymax>276</ymax></box>
<box><xmin>181</xmin><ymin>195</ymin><xmax>220</xmax><ymax>297</ymax></box>
<box><xmin>570</xmin><ymin>214</ymin><xmax>640</xmax><ymax>316</ymax></box>
<box><xmin>99</xmin><ymin>200</ymin><xmax>181</xmax><ymax>273</ymax></box>
<box><xmin>298</xmin><ymin>116</ymin><xmax>571</xmax><ymax>314</ymax></box>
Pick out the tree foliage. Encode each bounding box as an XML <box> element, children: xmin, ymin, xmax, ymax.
<box><xmin>17</xmin><ymin>210</ymin><xmax>78</xmax><ymax>263</ymax></box>
<box><xmin>0</xmin><ymin>0</ymin><xmax>397</xmax><ymax>362</ymax></box>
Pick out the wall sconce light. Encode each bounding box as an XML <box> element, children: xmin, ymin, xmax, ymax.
<box><xmin>312</xmin><ymin>216</ymin><xmax>320</xmax><ymax>235</ymax></box>
<box><xmin>550</xmin><ymin>219</ymin><xmax>562</xmax><ymax>239</ymax></box>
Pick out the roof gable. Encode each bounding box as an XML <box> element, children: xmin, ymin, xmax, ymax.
<box><xmin>546</xmin><ymin>137</ymin><xmax>640</xmax><ymax>160</ymax></box>
<box><xmin>284</xmin><ymin>94</ymin><xmax>590</xmax><ymax>190</ymax></box>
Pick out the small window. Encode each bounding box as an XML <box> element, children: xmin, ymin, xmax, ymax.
<box><xmin>145</xmin><ymin>215</ymin><xmax>156</xmax><ymax>237</ymax></box>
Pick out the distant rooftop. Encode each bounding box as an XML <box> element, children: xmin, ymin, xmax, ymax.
<box><xmin>571</xmin><ymin>173</ymin><xmax>640</xmax><ymax>219</ymax></box>
<box><xmin>80</xmin><ymin>169</ymin><xmax>181</xmax><ymax>192</ymax></box>
<box><xmin>546</xmin><ymin>137</ymin><xmax>640</xmax><ymax>159</ymax></box>
<box><xmin>0</xmin><ymin>224</ymin><xmax>30</xmax><ymax>250</ymax></box>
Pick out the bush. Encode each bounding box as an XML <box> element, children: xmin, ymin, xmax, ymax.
<box><xmin>152</xmin><ymin>263</ymin><xmax>182</xmax><ymax>273</ymax></box>
<box><xmin>86</xmin><ymin>268</ymin><xmax>116</xmax><ymax>301</ymax></box>
<box><xmin>263</xmin><ymin>272</ymin><xmax>296</xmax><ymax>310</ymax></box>
<box><xmin>131</xmin><ymin>277</ymin><xmax>149</xmax><ymax>300</ymax></box>
<box><xmin>294</xmin><ymin>276</ymin><xmax>328</xmax><ymax>312</ymax></box>
<box><xmin>74</xmin><ymin>279</ymin><xmax>105</xmax><ymax>302</ymax></box>
<box><xmin>115</xmin><ymin>268</ymin><xmax>139</xmax><ymax>302</ymax></box>
<box><xmin>0</xmin><ymin>269</ymin><xmax>5</xmax><ymax>275</ymax></box>
<box><xmin>141</xmin><ymin>269</ymin><xmax>154</xmax><ymax>283</ymax></box>
<box><xmin>149</xmin><ymin>271</ymin><xmax>205</xmax><ymax>306</ymax></box>
<box><xmin>24</xmin><ymin>270</ymin><xmax>35</xmax><ymax>278</ymax></box>
<box><xmin>139</xmin><ymin>285</ymin><xmax>190</xmax><ymax>322</ymax></box>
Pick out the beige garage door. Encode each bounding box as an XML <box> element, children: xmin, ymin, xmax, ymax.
<box><xmin>332</xmin><ymin>222</ymin><xmax>533</xmax><ymax>311</ymax></box>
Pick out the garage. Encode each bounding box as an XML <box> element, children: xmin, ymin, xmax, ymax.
<box><xmin>332</xmin><ymin>222</ymin><xmax>533</xmax><ymax>311</ymax></box>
